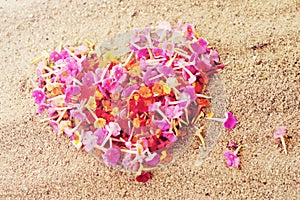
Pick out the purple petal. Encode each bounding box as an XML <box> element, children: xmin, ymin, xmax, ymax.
<box><xmin>191</xmin><ymin>38</ymin><xmax>208</xmax><ymax>54</ymax></box>
<box><xmin>82</xmin><ymin>72</ymin><xmax>95</xmax><ymax>87</ymax></box>
<box><xmin>145</xmin><ymin>153</ymin><xmax>160</xmax><ymax>167</ymax></box>
<box><xmin>149</xmin><ymin>102</ymin><xmax>161</xmax><ymax>112</ymax></box>
<box><xmin>121</xmin><ymin>85</ymin><xmax>139</xmax><ymax>98</ymax></box>
<box><xmin>152</xmin><ymin>119</ymin><xmax>170</xmax><ymax>130</ymax></box>
<box><xmin>157</xmin><ymin>65</ymin><xmax>174</xmax><ymax>76</ymax></box>
<box><xmin>103</xmin><ymin>148</ymin><xmax>121</xmax><ymax>166</ymax></box>
<box><xmin>94</xmin><ymin>128</ymin><xmax>108</xmax><ymax>145</ymax></box>
<box><xmin>143</xmin><ymin>69</ymin><xmax>159</xmax><ymax>87</ymax></box>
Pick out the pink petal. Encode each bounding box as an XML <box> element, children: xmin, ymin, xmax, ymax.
<box><xmin>274</xmin><ymin>126</ymin><xmax>287</xmax><ymax>139</ymax></box>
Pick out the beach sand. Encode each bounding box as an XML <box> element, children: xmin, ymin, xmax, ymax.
<box><xmin>0</xmin><ymin>0</ymin><xmax>299</xmax><ymax>199</ymax></box>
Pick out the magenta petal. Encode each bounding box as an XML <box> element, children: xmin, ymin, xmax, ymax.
<box><xmin>32</xmin><ymin>89</ymin><xmax>45</xmax><ymax>104</ymax></box>
<box><xmin>223</xmin><ymin>112</ymin><xmax>238</xmax><ymax>130</ymax></box>
<box><xmin>49</xmin><ymin>51</ymin><xmax>62</xmax><ymax>62</ymax></box>
<box><xmin>223</xmin><ymin>151</ymin><xmax>240</xmax><ymax>168</ymax></box>
<box><xmin>162</xmin><ymin>131</ymin><xmax>178</xmax><ymax>142</ymax></box>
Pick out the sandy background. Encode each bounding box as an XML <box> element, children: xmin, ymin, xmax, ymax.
<box><xmin>0</xmin><ymin>0</ymin><xmax>299</xmax><ymax>199</ymax></box>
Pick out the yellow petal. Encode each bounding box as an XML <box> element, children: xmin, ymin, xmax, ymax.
<box><xmin>94</xmin><ymin>118</ymin><xmax>106</xmax><ymax>128</ymax></box>
<box><xmin>160</xmin><ymin>150</ymin><xmax>167</xmax><ymax>161</ymax></box>
<box><xmin>103</xmin><ymin>51</ymin><xmax>117</xmax><ymax>63</ymax></box>
<box><xmin>206</xmin><ymin>112</ymin><xmax>214</xmax><ymax>119</ymax></box>
<box><xmin>195</xmin><ymin>127</ymin><xmax>206</xmax><ymax>150</ymax></box>
<box><xmin>194</xmin><ymin>30</ymin><xmax>201</xmax><ymax>39</ymax></box>
<box><xmin>86</xmin><ymin>96</ymin><xmax>97</xmax><ymax>111</ymax></box>
<box><xmin>94</xmin><ymin>90</ymin><xmax>103</xmax><ymax>100</ymax></box>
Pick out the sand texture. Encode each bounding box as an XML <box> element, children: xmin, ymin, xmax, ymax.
<box><xmin>0</xmin><ymin>0</ymin><xmax>299</xmax><ymax>199</ymax></box>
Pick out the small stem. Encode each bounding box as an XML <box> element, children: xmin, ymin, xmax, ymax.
<box><xmin>206</xmin><ymin>117</ymin><xmax>225</xmax><ymax>123</ymax></box>
<box><xmin>173</xmin><ymin>121</ymin><xmax>179</xmax><ymax>136</ymax></box>
<box><xmin>72</xmin><ymin>78</ymin><xmax>83</xmax><ymax>86</ymax></box>
<box><xmin>31</xmin><ymin>55</ymin><xmax>47</xmax><ymax>64</ymax></box>
<box><xmin>109</xmin><ymin>138</ymin><xmax>112</xmax><ymax>148</ymax></box>
<box><xmin>146</xmin><ymin>31</ymin><xmax>154</xmax><ymax>47</ymax></box>
<box><xmin>183</xmin><ymin>67</ymin><xmax>196</xmax><ymax>83</ymax></box>
<box><xmin>149</xmin><ymin>73</ymin><xmax>165</xmax><ymax>81</ymax></box>
<box><xmin>194</xmin><ymin>30</ymin><xmax>200</xmax><ymax>39</ymax></box>
<box><xmin>141</xmin><ymin>166</ymin><xmax>158</xmax><ymax>171</ymax></box>
<box><xmin>171</xmin><ymin>87</ymin><xmax>180</xmax><ymax>100</ymax></box>
<box><xmin>165</xmin><ymin>53</ymin><xmax>177</xmax><ymax>67</ymax></box>
<box><xmin>124</xmin><ymin>50</ymin><xmax>134</xmax><ymax>66</ymax></box>
<box><xmin>55</xmin><ymin>108</ymin><xmax>68</xmax><ymax>123</ymax></box>
<box><xmin>120</xmin><ymin>149</ymin><xmax>138</xmax><ymax>154</ymax></box>
<box><xmin>175</xmin><ymin>61</ymin><xmax>196</xmax><ymax>83</ymax></box>
<box><xmin>280</xmin><ymin>136</ymin><xmax>287</xmax><ymax>154</ymax></box>
<box><xmin>64</xmin><ymin>48</ymin><xmax>85</xmax><ymax>63</ymax></box>
<box><xmin>196</xmin><ymin>94</ymin><xmax>212</xmax><ymax>99</ymax></box>
<box><xmin>100</xmin><ymin>130</ymin><xmax>113</xmax><ymax>148</ymax></box>
<box><xmin>87</xmin><ymin>107</ymin><xmax>98</xmax><ymax>120</ymax></box>
<box><xmin>94</xmin><ymin>144</ymin><xmax>107</xmax><ymax>152</ymax></box>
<box><xmin>40</xmin><ymin>115</ymin><xmax>59</xmax><ymax>122</ymax></box>
<box><xmin>178</xmin><ymin>120</ymin><xmax>182</xmax><ymax>127</ymax></box>
<box><xmin>47</xmin><ymin>94</ymin><xmax>66</xmax><ymax>102</ymax></box>
<box><xmin>147</xmin><ymin>46</ymin><xmax>154</xmax><ymax>60</ymax></box>
<box><xmin>52</xmin><ymin>64</ymin><xmax>66</xmax><ymax>69</ymax></box>
<box><xmin>128</xmin><ymin>126</ymin><xmax>135</xmax><ymax>141</ymax></box>
<box><xmin>169</xmin><ymin>119</ymin><xmax>174</xmax><ymax>132</ymax></box>
<box><xmin>145</xmin><ymin>58</ymin><xmax>167</xmax><ymax>65</ymax></box>
<box><xmin>55</xmin><ymin>106</ymin><xmax>73</xmax><ymax>111</ymax></box>
<box><xmin>234</xmin><ymin>145</ymin><xmax>243</xmax><ymax>155</ymax></box>
<box><xmin>44</xmin><ymin>66</ymin><xmax>54</xmax><ymax>72</ymax></box>
<box><xmin>167</xmin><ymin>99</ymin><xmax>187</xmax><ymax>105</ymax></box>
<box><xmin>184</xmin><ymin>107</ymin><xmax>189</xmax><ymax>124</ymax></box>
<box><xmin>41</xmin><ymin>69</ymin><xmax>62</xmax><ymax>78</ymax></box>
<box><xmin>174</xmin><ymin>48</ymin><xmax>189</xmax><ymax>56</ymax></box>
<box><xmin>195</xmin><ymin>127</ymin><xmax>206</xmax><ymax>151</ymax></box>
<box><xmin>110</xmin><ymin>138</ymin><xmax>124</xmax><ymax>142</ymax></box>
<box><xmin>156</xmin><ymin>109</ymin><xmax>170</xmax><ymax>124</ymax></box>
<box><xmin>224</xmin><ymin>61</ymin><xmax>230</xmax><ymax>66</ymax></box>
<box><xmin>71</xmin><ymin>120</ymin><xmax>83</xmax><ymax>132</ymax></box>
<box><xmin>137</xmin><ymin>163</ymin><xmax>143</xmax><ymax>174</ymax></box>
<box><xmin>130</xmin><ymin>41</ymin><xmax>141</xmax><ymax>50</ymax></box>
<box><xmin>187</xmin><ymin>43</ymin><xmax>194</xmax><ymax>53</ymax></box>
<box><xmin>174</xmin><ymin>50</ymin><xmax>190</xmax><ymax>59</ymax></box>
<box><xmin>179</xmin><ymin>119</ymin><xmax>188</xmax><ymax>126</ymax></box>
<box><xmin>193</xmin><ymin>111</ymin><xmax>205</xmax><ymax>124</ymax></box>
<box><xmin>191</xmin><ymin>104</ymin><xmax>202</xmax><ymax>123</ymax></box>
<box><xmin>95</xmin><ymin>63</ymin><xmax>110</xmax><ymax>84</ymax></box>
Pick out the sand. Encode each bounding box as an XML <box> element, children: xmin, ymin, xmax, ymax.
<box><xmin>0</xmin><ymin>0</ymin><xmax>299</xmax><ymax>199</ymax></box>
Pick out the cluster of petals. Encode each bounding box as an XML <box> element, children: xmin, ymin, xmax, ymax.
<box><xmin>32</xmin><ymin>22</ymin><xmax>225</xmax><ymax>182</ymax></box>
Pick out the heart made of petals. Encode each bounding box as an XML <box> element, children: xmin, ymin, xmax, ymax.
<box><xmin>32</xmin><ymin>22</ymin><xmax>224</xmax><ymax>172</ymax></box>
